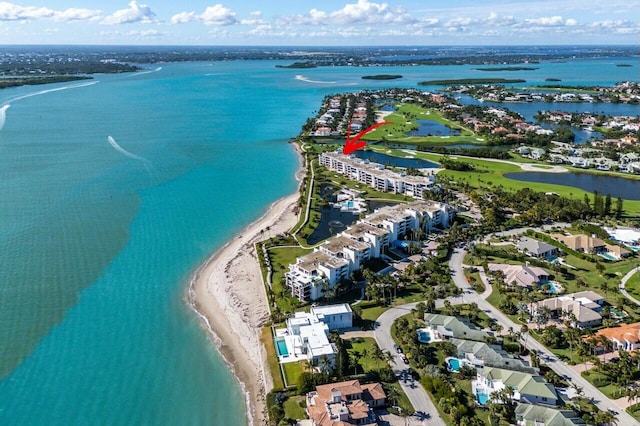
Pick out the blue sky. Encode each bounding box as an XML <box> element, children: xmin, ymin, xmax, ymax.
<box><xmin>0</xmin><ymin>0</ymin><xmax>638</xmax><ymax>45</ymax></box>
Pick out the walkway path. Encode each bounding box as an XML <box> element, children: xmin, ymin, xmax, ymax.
<box><xmin>619</xmin><ymin>266</ymin><xmax>640</xmax><ymax>306</ymax></box>
<box><xmin>373</xmin><ymin>303</ymin><xmax>446</xmax><ymax>426</ymax></box>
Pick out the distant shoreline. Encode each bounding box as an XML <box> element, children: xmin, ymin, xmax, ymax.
<box><xmin>0</xmin><ymin>75</ymin><xmax>92</xmax><ymax>90</ymax></box>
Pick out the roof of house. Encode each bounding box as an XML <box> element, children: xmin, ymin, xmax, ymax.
<box><xmin>516</xmin><ymin>237</ymin><xmax>557</xmax><ymax>255</ymax></box>
<box><xmin>481</xmin><ymin>367</ymin><xmax>558</xmax><ymax>400</ymax></box>
<box><xmin>488</xmin><ymin>263</ymin><xmax>549</xmax><ymax>288</ymax></box>
<box><xmin>516</xmin><ymin>403</ymin><xmax>586</xmax><ymax>426</ymax></box>
<box><xmin>552</xmin><ymin>233</ymin><xmax>606</xmax><ymax>251</ymax></box>
<box><xmin>308</xmin><ymin>380</ymin><xmax>384</xmax><ymax>426</ymax></box>
<box><xmin>311</xmin><ymin>303</ymin><xmax>352</xmax><ymax>317</ymax></box>
<box><xmin>595</xmin><ymin>322</ymin><xmax>640</xmax><ymax>345</ymax></box>
<box><xmin>534</xmin><ymin>295</ymin><xmax>602</xmax><ymax>325</ymax></box>
<box><xmin>297</xmin><ymin>251</ymin><xmax>349</xmax><ymax>273</ymax></box>
<box><xmin>450</xmin><ymin>338</ymin><xmax>536</xmax><ymax>374</ymax></box>
<box><xmin>423</xmin><ymin>314</ymin><xmax>494</xmax><ymax>342</ymax></box>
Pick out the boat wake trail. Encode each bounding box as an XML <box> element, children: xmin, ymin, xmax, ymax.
<box><xmin>295</xmin><ymin>74</ymin><xmax>337</xmax><ymax>84</ymax></box>
<box><xmin>0</xmin><ymin>104</ymin><xmax>9</xmax><ymax>132</ymax></box>
<box><xmin>123</xmin><ymin>67</ymin><xmax>163</xmax><ymax>78</ymax></box>
<box><xmin>107</xmin><ymin>136</ymin><xmax>152</xmax><ymax>171</ymax></box>
<box><xmin>6</xmin><ymin>81</ymin><xmax>98</xmax><ymax>104</ymax></box>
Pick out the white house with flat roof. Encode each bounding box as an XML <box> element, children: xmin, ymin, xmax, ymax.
<box><xmin>310</xmin><ymin>304</ymin><xmax>353</xmax><ymax>330</ymax></box>
<box><xmin>276</xmin><ymin>304</ymin><xmax>353</xmax><ymax>367</ymax></box>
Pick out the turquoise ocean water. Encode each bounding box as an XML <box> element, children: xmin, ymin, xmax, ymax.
<box><xmin>0</xmin><ymin>57</ymin><xmax>637</xmax><ymax>425</ymax></box>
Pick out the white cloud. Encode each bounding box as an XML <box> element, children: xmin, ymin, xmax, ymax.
<box><xmin>201</xmin><ymin>4</ymin><xmax>236</xmax><ymax>25</ymax></box>
<box><xmin>128</xmin><ymin>29</ymin><xmax>163</xmax><ymax>37</ymax></box>
<box><xmin>171</xmin><ymin>4</ymin><xmax>237</xmax><ymax>26</ymax></box>
<box><xmin>279</xmin><ymin>0</ymin><xmax>414</xmax><ymax>26</ymax></box>
<box><xmin>55</xmin><ymin>8</ymin><xmax>102</xmax><ymax>22</ymax></box>
<box><xmin>102</xmin><ymin>1</ymin><xmax>156</xmax><ymax>25</ymax></box>
<box><xmin>587</xmin><ymin>19</ymin><xmax>640</xmax><ymax>34</ymax></box>
<box><xmin>0</xmin><ymin>2</ymin><xmax>55</xmax><ymax>20</ymax></box>
<box><xmin>171</xmin><ymin>11</ymin><xmax>196</xmax><ymax>24</ymax></box>
<box><xmin>524</xmin><ymin>16</ymin><xmax>568</xmax><ymax>27</ymax></box>
<box><xmin>0</xmin><ymin>2</ymin><xmax>101</xmax><ymax>22</ymax></box>
<box><xmin>240</xmin><ymin>10</ymin><xmax>265</xmax><ymax>25</ymax></box>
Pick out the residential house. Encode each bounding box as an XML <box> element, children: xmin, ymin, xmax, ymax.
<box><xmin>532</xmin><ymin>291</ymin><xmax>604</xmax><ymax>329</ymax></box>
<box><xmin>473</xmin><ymin>367</ymin><xmax>559</xmax><ymax>406</ymax></box>
<box><xmin>516</xmin><ymin>237</ymin><xmax>558</xmax><ymax>258</ymax></box>
<box><xmin>551</xmin><ymin>234</ymin><xmax>606</xmax><ymax>254</ymax></box>
<box><xmin>594</xmin><ymin>322</ymin><xmax>640</xmax><ymax>352</ymax></box>
<box><xmin>605</xmin><ymin>226</ymin><xmax>640</xmax><ymax>246</ymax></box>
<box><xmin>515</xmin><ymin>404</ymin><xmax>586</xmax><ymax>426</ymax></box>
<box><xmin>310</xmin><ymin>304</ymin><xmax>353</xmax><ymax>331</ymax></box>
<box><xmin>305</xmin><ymin>380</ymin><xmax>385</xmax><ymax>426</ymax></box>
<box><xmin>488</xmin><ymin>263</ymin><xmax>550</xmax><ymax>289</ymax></box>
<box><xmin>450</xmin><ymin>338</ymin><xmax>536</xmax><ymax>374</ymax></box>
<box><xmin>282</xmin><ymin>312</ymin><xmax>337</xmax><ymax>367</ymax></box>
<box><xmin>423</xmin><ymin>314</ymin><xmax>495</xmax><ymax>343</ymax></box>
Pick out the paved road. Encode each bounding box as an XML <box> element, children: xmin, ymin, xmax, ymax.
<box><xmin>373</xmin><ymin>303</ymin><xmax>446</xmax><ymax>426</ymax></box>
<box><xmin>619</xmin><ymin>266</ymin><xmax>640</xmax><ymax>306</ymax></box>
<box><xmin>449</xmin><ymin>247</ymin><xmax>639</xmax><ymax>425</ymax></box>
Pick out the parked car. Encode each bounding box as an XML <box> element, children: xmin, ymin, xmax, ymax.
<box><xmin>394</xmin><ymin>344</ymin><xmax>403</xmax><ymax>354</ymax></box>
<box><xmin>402</xmin><ymin>356</ymin><xmax>409</xmax><ymax>365</ymax></box>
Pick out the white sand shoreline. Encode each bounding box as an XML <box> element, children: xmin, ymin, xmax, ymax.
<box><xmin>187</xmin><ymin>143</ymin><xmax>305</xmax><ymax>425</ymax></box>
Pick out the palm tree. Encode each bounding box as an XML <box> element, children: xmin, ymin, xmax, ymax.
<box><xmin>319</xmin><ymin>354</ymin><xmax>332</xmax><ymax>373</ymax></box>
<box><xmin>530</xmin><ymin>350</ymin><xmax>540</xmax><ymax>368</ymax></box>
<box><xmin>383</xmin><ymin>350</ymin><xmax>394</xmax><ymax>366</ymax></box>
<box><xmin>361</xmin><ymin>347</ymin><xmax>369</xmax><ymax>371</ymax></box>
<box><xmin>349</xmin><ymin>351</ymin><xmax>361</xmax><ymax>375</ymax></box>
<box><xmin>371</xmin><ymin>345</ymin><xmax>384</xmax><ymax>370</ymax></box>
<box><xmin>520</xmin><ymin>324</ymin><xmax>529</xmax><ymax>352</ymax></box>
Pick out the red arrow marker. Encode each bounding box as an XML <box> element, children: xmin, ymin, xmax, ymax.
<box><xmin>343</xmin><ymin>121</ymin><xmax>392</xmax><ymax>155</ymax></box>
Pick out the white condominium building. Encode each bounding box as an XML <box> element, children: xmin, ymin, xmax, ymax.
<box><xmin>319</xmin><ymin>151</ymin><xmax>436</xmax><ymax>199</ymax></box>
<box><xmin>285</xmin><ymin>201</ymin><xmax>454</xmax><ymax>301</ymax></box>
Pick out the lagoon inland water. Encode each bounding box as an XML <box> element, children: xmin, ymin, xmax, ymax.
<box><xmin>505</xmin><ymin>172</ymin><xmax>640</xmax><ymax>200</ymax></box>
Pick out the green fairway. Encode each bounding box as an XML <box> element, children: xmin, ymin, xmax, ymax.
<box><xmin>367</xmin><ymin>146</ymin><xmax>640</xmax><ymax>216</ymax></box>
<box><xmin>363</xmin><ymin>103</ymin><xmax>481</xmax><ymax>145</ymax></box>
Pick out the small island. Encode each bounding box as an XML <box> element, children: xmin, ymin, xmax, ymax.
<box><xmin>616</xmin><ymin>64</ymin><xmax>633</xmax><ymax>67</ymax></box>
<box><xmin>545</xmin><ymin>78</ymin><xmax>562</xmax><ymax>82</ymax></box>
<box><xmin>473</xmin><ymin>66</ymin><xmax>538</xmax><ymax>71</ymax></box>
<box><xmin>418</xmin><ymin>78</ymin><xmax>525</xmax><ymax>85</ymax></box>
<box><xmin>275</xmin><ymin>62</ymin><xmax>317</xmax><ymax>69</ymax></box>
<box><xmin>0</xmin><ymin>75</ymin><xmax>92</xmax><ymax>90</ymax></box>
<box><xmin>361</xmin><ymin>74</ymin><xmax>402</xmax><ymax>80</ymax></box>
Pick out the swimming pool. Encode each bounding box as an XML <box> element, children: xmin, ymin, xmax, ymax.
<box><xmin>448</xmin><ymin>358</ymin><xmax>461</xmax><ymax>371</ymax></box>
<box><xmin>417</xmin><ymin>329</ymin><xmax>431</xmax><ymax>343</ymax></box>
<box><xmin>544</xmin><ymin>281</ymin><xmax>563</xmax><ymax>294</ymax></box>
<box><xmin>476</xmin><ymin>390</ymin><xmax>490</xmax><ymax>406</ymax></box>
<box><xmin>599</xmin><ymin>252</ymin><xmax>618</xmax><ymax>261</ymax></box>
<box><xmin>275</xmin><ymin>338</ymin><xmax>289</xmax><ymax>357</ymax></box>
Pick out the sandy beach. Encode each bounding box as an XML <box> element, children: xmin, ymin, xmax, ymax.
<box><xmin>188</xmin><ymin>144</ymin><xmax>304</xmax><ymax>425</ymax></box>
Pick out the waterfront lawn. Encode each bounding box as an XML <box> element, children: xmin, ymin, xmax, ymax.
<box><xmin>283</xmin><ymin>361</ymin><xmax>306</xmax><ymax>388</ymax></box>
<box><xmin>283</xmin><ymin>395</ymin><xmax>307</xmax><ymax>420</ymax></box>
<box><xmin>268</xmin><ymin>246</ymin><xmax>312</xmax><ymax>313</ymax></box>
<box><xmin>262</xmin><ymin>326</ymin><xmax>285</xmax><ymax>390</ymax></box>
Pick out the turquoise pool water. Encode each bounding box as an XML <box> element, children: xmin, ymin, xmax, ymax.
<box><xmin>599</xmin><ymin>252</ymin><xmax>618</xmax><ymax>261</ymax></box>
<box><xmin>477</xmin><ymin>390</ymin><xmax>490</xmax><ymax>406</ymax></box>
<box><xmin>448</xmin><ymin>358</ymin><xmax>461</xmax><ymax>371</ymax></box>
<box><xmin>417</xmin><ymin>330</ymin><xmax>431</xmax><ymax>343</ymax></box>
<box><xmin>276</xmin><ymin>339</ymin><xmax>289</xmax><ymax>357</ymax></box>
